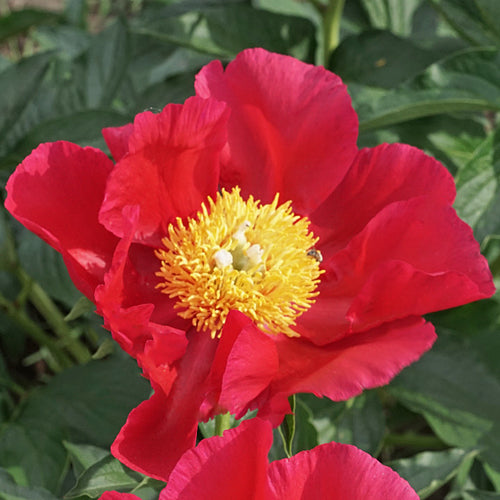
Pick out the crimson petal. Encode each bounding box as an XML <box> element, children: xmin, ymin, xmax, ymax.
<box><xmin>195</xmin><ymin>48</ymin><xmax>358</xmax><ymax>214</ymax></box>
<box><xmin>99</xmin><ymin>96</ymin><xmax>229</xmax><ymax>246</ymax></box>
<box><xmin>268</xmin><ymin>440</ymin><xmax>418</xmax><ymax>499</ymax></box>
<box><xmin>5</xmin><ymin>141</ymin><xmax>118</xmax><ymax>299</ymax></box>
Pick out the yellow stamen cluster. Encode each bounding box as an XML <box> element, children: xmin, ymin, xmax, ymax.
<box><xmin>155</xmin><ymin>187</ymin><xmax>323</xmax><ymax>338</ymax></box>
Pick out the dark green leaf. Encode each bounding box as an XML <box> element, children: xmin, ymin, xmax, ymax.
<box><xmin>292</xmin><ymin>398</ymin><xmax>318</xmax><ymax>454</ymax></box>
<box><xmin>462</xmin><ymin>491</ymin><xmax>500</xmax><ymax>500</ymax></box>
<box><xmin>0</xmin><ymin>52</ymin><xmax>53</xmax><ymax>143</ymax></box>
<box><xmin>389</xmin><ymin>333</ymin><xmax>500</xmax><ymax>471</ymax></box>
<box><xmin>63</xmin><ymin>442</ymin><xmax>109</xmax><ymax>478</ymax></box>
<box><xmin>134</xmin><ymin>4</ymin><xmax>316</xmax><ymax>61</ymax></box>
<box><xmin>429</xmin><ymin>0</ymin><xmax>500</xmax><ymax>46</ymax></box>
<box><xmin>0</xmin><ymin>9</ymin><xmax>61</xmax><ymax>42</ymax></box>
<box><xmin>0</xmin><ymin>358</ymin><xmax>150</xmax><ymax>491</ymax></box>
<box><xmin>9</xmin><ymin>109</ymin><xmax>130</xmax><ymax>168</ymax></box>
<box><xmin>330</xmin><ymin>30</ymin><xmax>447</xmax><ymax>88</ymax></box>
<box><xmin>17</xmin><ymin>229</ymin><xmax>82</xmax><ymax>308</ymax></box>
<box><xmin>454</xmin><ymin>134</ymin><xmax>499</xmax><ymax>229</ymax></box>
<box><xmin>358</xmin><ymin>48</ymin><xmax>500</xmax><ymax>131</ymax></box>
<box><xmin>359</xmin><ymin>0</ymin><xmax>423</xmax><ymax>36</ymax></box>
<box><xmin>0</xmin><ymin>468</ymin><xmax>59</xmax><ymax>500</ymax></box>
<box><xmin>84</xmin><ymin>18</ymin><xmax>130</xmax><ymax>108</ymax></box>
<box><xmin>389</xmin><ymin>449</ymin><xmax>475</xmax><ymax>499</ymax></box>
<box><xmin>278</xmin><ymin>395</ymin><xmax>296</xmax><ymax>457</ymax></box>
<box><xmin>65</xmin><ymin>454</ymin><xmax>142</xmax><ymax>499</ymax></box>
<box><xmin>331</xmin><ymin>391</ymin><xmax>385</xmax><ymax>455</ymax></box>
<box><xmin>298</xmin><ymin>391</ymin><xmax>385</xmax><ymax>455</ymax></box>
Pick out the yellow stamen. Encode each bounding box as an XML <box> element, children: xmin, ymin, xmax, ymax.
<box><xmin>155</xmin><ymin>187</ymin><xmax>323</xmax><ymax>338</ymax></box>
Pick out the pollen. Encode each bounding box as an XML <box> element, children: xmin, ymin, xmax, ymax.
<box><xmin>155</xmin><ymin>187</ymin><xmax>323</xmax><ymax>338</ymax></box>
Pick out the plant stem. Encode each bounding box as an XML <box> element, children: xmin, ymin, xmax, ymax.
<box><xmin>214</xmin><ymin>413</ymin><xmax>231</xmax><ymax>436</ymax></box>
<box><xmin>314</xmin><ymin>0</ymin><xmax>345</xmax><ymax>66</ymax></box>
<box><xmin>0</xmin><ymin>292</ymin><xmax>71</xmax><ymax>372</ymax></box>
<box><xmin>22</xmin><ymin>272</ymin><xmax>92</xmax><ymax>364</ymax></box>
<box><xmin>384</xmin><ymin>432</ymin><xmax>448</xmax><ymax>450</ymax></box>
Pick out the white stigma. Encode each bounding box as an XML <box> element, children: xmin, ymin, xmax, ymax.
<box><xmin>214</xmin><ymin>249</ymin><xmax>233</xmax><ymax>269</ymax></box>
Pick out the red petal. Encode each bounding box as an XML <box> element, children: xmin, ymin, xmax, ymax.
<box><xmin>339</xmin><ymin>198</ymin><xmax>493</xmax><ymax>332</ymax></box>
<box><xmin>256</xmin><ymin>317</ymin><xmax>436</xmax><ymax>422</ymax></box>
<box><xmin>5</xmin><ymin>141</ymin><xmax>118</xmax><ymax>299</ymax></box>
<box><xmin>95</xmin><ymin>206</ymin><xmax>188</xmax><ymax>357</ymax></box>
<box><xmin>267</xmin><ymin>441</ymin><xmax>418</xmax><ymax>499</ymax></box>
<box><xmin>159</xmin><ymin>419</ymin><xmax>272</xmax><ymax>500</ymax></box>
<box><xmin>99</xmin><ymin>96</ymin><xmax>229</xmax><ymax>246</ymax></box>
<box><xmin>311</xmin><ymin>143</ymin><xmax>457</xmax><ymax>258</ymax></box>
<box><xmin>216</xmin><ymin>313</ymin><xmax>279</xmax><ymax>418</ymax></box>
<box><xmin>102</xmin><ymin>123</ymin><xmax>134</xmax><ymax>162</ymax></box>
<box><xmin>298</xmin><ymin>196</ymin><xmax>494</xmax><ymax>345</ymax></box>
<box><xmin>195</xmin><ymin>48</ymin><xmax>358</xmax><ymax>214</ymax></box>
<box><xmin>111</xmin><ymin>329</ymin><xmax>218</xmax><ymax>481</ymax></box>
<box><xmin>99</xmin><ymin>492</ymin><xmax>142</xmax><ymax>500</ymax></box>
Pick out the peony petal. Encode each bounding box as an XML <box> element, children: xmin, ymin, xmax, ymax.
<box><xmin>111</xmin><ymin>329</ymin><xmax>218</xmax><ymax>481</ymax></box>
<box><xmin>256</xmin><ymin>317</ymin><xmax>436</xmax><ymax>422</ymax></box>
<box><xmin>5</xmin><ymin>141</ymin><xmax>118</xmax><ymax>299</ymax></box>
<box><xmin>311</xmin><ymin>143</ymin><xmax>457</xmax><ymax>257</ymax></box>
<box><xmin>217</xmin><ymin>313</ymin><xmax>279</xmax><ymax>418</ymax></box>
<box><xmin>99</xmin><ymin>96</ymin><xmax>230</xmax><ymax>246</ymax></box>
<box><xmin>102</xmin><ymin>123</ymin><xmax>134</xmax><ymax>162</ymax></box>
<box><xmin>298</xmin><ymin>195</ymin><xmax>494</xmax><ymax>345</ymax></box>
<box><xmin>95</xmin><ymin>205</ymin><xmax>188</xmax><ymax>358</ymax></box>
<box><xmin>99</xmin><ymin>492</ymin><xmax>142</xmax><ymax>500</ymax></box>
<box><xmin>159</xmin><ymin>419</ymin><xmax>272</xmax><ymax>500</ymax></box>
<box><xmin>336</xmin><ymin>198</ymin><xmax>494</xmax><ymax>332</ymax></box>
<box><xmin>267</xmin><ymin>441</ymin><xmax>418</xmax><ymax>499</ymax></box>
<box><xmin>195</xmin><ymin>48</ymin><xmax>358</xmax><ymax>214</ymax></box>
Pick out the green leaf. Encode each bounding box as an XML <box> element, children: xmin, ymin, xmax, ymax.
<box><xmin>65</xmin><ymin>454</ymin><xmax>142</xmax><ymax>499</ymax></box>
<box><xmin>358</xmin><ymin>0</ymin><xmax>423</xmax><ymax>36</ymax></box>
<box><xmin>462</xmin><ymin>491</ymin><xmax>500</xmax><ymax>500</ymax></box>
<box><xmin>298</xmin><ymin>391</ymin><xmax>385</xmax><ymax>455</ymax></box>
<box><xmin>429</xmin><ymin>0</ymin><xmax>500</xmax><ymax>46</ymax></box>
<box><xmin>0</xmin><ymin>52</ymin><xmax>53</xmax><ymax>143</ymax></box>
<box><xmin>63</xmin><ymin>442</ymin><xmax>109</xmax><ymax>478</ymax></box>
<box><xmin>330</xmin><ymin>30</ymin><xmax>448</xmax><ymax>89</ymax></box>
<box><xmin>12</xmin><ymin>109</ymin><xmax>130</xmax><ymax>161</ymax></box>
<box><xmin>293</xmin><ymin>398</ymin><xmax>319</xmax><ymax>454</ymax></box>
<box><xmin>34</xmin><ymin>25</ymin><xmax>91</xmax><ymax>59</ymax></box>
<box><xmin>278</xmin><ymin>395</ymin><xmax>296</xmax><ymax>457</ymax></box>
<box><xmin>454</xmin><ymin>133</ymin><xmax>499</xmax><ymax>229</ymax></box>
<box><xmin>388</xmin><ymin>449</ymin><xmax>476</xmax><ymax>499</ymax></box>
<box><xmin>65</xmin><ymin>296</ymin><xmax>95</xmax><ymax>322</ymax></box>
<box><xmin>0</xmin><ymin>9</ymin><xmax>61</xmax><ymax>42</ymax></box>
<box><xmin>84</xmin><ymin>18</ymin><xmax>130</xmax><ymax>108</ymax></box>
<box><xmin>332</xmin><ymin>391</ymin><xmax>386</xmax><ymax>455</ymax></box>
<box><xmin>134</xmin><ymin>4</ymin><xmax>316</xmax><ymax>61</ymax></box>
<box><xmin>16</xmin><ymin>229</ymin><xmax>82</xmax><ymax>308</ymax></box>
<box><xmin>0</xmin><ymin>468</ymin><xmax>59</xmax><ymax>500</ymax></box>
<box><xmin>0</xmin><ymin>358</ymin><xmax>150</xmax><ymax>492</ymax></box>
<box><xmin>389</xmin><ymin>333</ymin><xmax>500</xmax><ymax>471</ymax></box>
<box><xmin>358</xmin><ymin>48</ymin><xmax>500</xmax><ymax>131</ymax></box>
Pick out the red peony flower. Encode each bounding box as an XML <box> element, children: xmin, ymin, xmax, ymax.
<box><xmin>5</xmin><ymin>48</ymin><xmax>494</xmax><ymax>481</ymax></box>
<box><xmin>100</xmin><ymin>418</ymin><xmax>419</xmax><ymax>499</ymax></box>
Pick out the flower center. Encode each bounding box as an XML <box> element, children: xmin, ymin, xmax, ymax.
<box><xmin>155</xmin><ymin>187</ymin><xmax>323</xmax><ymax>338</ymax></box>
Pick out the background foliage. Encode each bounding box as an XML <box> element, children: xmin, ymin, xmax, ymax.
<box><xmin>0</xmin><ymin>0</ymin><xmax>499</xmax><ymax>498</ymax></box>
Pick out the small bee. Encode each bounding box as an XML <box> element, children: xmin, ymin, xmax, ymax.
<box><xmin>307</xmin><ymin>248</ymin><xmax>323</xmax><ymax>263</ymax></box>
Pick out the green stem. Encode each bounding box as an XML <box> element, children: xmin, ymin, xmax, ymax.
<box><xmin>384</xmin><ymin>432</ymin><xmax>448</xmax><ymax>450</ymax></box>
<box><xmin>0</xmin><ymin>292</ymin><xmax>71</xmax><ymax>372</ymax></box>
<box><xmin>214</xmin><ymin>413</ymin><xmax>231</xmax><ymax>437</ymax></box>
<box><xmin>321</xmin><ymin>0</ymin><xmax>345</xmax><ymax>66</ymax></box>
<box><xmin>22</xmin><ymin>272</ymin><xmax>91</xmax><ymax>364</ymax></box>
